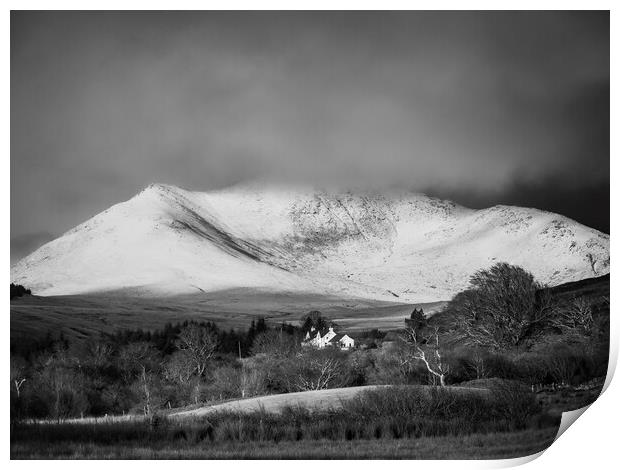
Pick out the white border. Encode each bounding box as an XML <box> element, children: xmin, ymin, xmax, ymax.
<box><xmin>3</xmin><ymin>3</ymin><xmax>616</xmax><ymax>469</ymax></box>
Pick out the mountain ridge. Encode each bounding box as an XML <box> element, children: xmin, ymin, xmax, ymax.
<box><xmin>11</xmin><ymin>183</ymin><xmax>610</xmax><ymax>303</ymax></box>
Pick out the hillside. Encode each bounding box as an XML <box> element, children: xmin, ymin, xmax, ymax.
<box><xmin>11</xmin><ymin>183</ymin><xmax>609</xmax><ymax>303</ymax></box>
<box><xmin>10</xmin><ymin>290</ymin><xmax>440</xmax><ymax>346</ymax></box>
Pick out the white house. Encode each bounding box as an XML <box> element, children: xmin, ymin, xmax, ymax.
<box><xmin>302</xmin><ymin>326</ymin><xmax>355</xmax><ymax>350</ymax></box>
<box><xmin>338</xmin><ymin>334</ymin><xmax>355</xmax><ymax>349</ymax></box>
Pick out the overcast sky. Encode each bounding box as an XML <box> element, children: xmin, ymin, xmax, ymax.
<box><xmin>11</xmin><ymin>11</ymin><xmax>609</xmax><ymax>261</ymax></box>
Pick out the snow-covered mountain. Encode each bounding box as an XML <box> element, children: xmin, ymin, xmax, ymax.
<box><xmin>11</xmin><ymin>183</ymin><xmax>610</xmax><ymax>302</ymax></box>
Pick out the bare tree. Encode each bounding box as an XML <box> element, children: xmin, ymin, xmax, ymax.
<box><xmin>551</xmin><ymin>297</ymin><xmax>594</xmax><ymax>335</ymax></box>
<box><xmin>140</xmin><ymin>367</ymin><xmax>152</xmax><ymax>416</ymax></box>
<box><xmin>402</xmin><ymin>326</ymin><xmax>449</xmax><ymax>386</ymax></box>
<box><xmin>285</xmin><ymin>349</ymin><xmax>345</xmax><ymax>391</ymax></box>
<box><xmin>368</xmin><ymin>339</ymin><xmax>417</xmax><ymax>384</ymax></box>
<box><xmin>177</xmin><ymin>324</ymin><xmax>219</xmax><ymax>377</ymax></box>
<box><xmin>546</xmin><ymin>353</ymin><xmax>574</xmax><ymax>386</ymax></box>
<box><xmin>465</xmin><ymin>348</ymin><xmax>488</xmax><ymax>380</ymax></box>
<box><xmin>14</xmin><ymin>377</ymin><xmax>26</xmax><ymax>398</ymax></box>
<box><xmin>239</xmin><ymin>366</ymin><xmax>265</xmax><ymax>398</ymax></box>
<box><xmin>162</xmin><ymin>351</ymin><xmax>194</xmax><ymax>385</ymax></box>
<box><xmin>392</xmin><ymin>339</ymin><xmax>419</xmax><ymax>380</ymax></box>
<box><xmin>118</xmin><ymin>342</ymin><xmax>160</xmax><ymax>416</ymax></box>
<box><xmin>11</xmin><ymin>355</ymin><xmax>28</xmax><ymax>399</ymax></box>
<box><xmin>11</xmin><ymin>355</ymin><xmax>29</xmax><ymax>422</ymax></box>
<box><xmin>38</xmin><ymin>351</ymin><xmax>87</xmax><ymax>420</ymax></box>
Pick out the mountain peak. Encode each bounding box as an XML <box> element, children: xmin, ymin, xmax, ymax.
<box><xmin>140</xmin><ymin>182</ymin><xmax>182</xmax><ymax>195</ymax></box>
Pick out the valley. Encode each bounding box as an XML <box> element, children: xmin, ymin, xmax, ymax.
<box><xmin>10</xmin><ymin>288</ymin><xmax>445</xmax><ymax>345</ymax></box>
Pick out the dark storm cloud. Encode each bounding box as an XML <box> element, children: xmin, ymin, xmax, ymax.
<box><xmin>11</xmin><ymin>11</ymin><xmax>610</xmax><ymax>250</ymax></box>
<box><xmin>426</xmin><ymin>177</ymin><xmax>610</xmax><ymax>234</ymax></box>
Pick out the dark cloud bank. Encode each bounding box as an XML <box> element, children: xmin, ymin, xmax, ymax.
<box><xmin>11</xmin><ymin>11</ymin><xmax>609</xmax><ymax>261</ymax></box>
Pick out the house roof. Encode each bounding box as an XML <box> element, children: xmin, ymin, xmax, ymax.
<box><xmin>327</xmin><ymin>333</ymin><xmax>355</xmax><ymax>344</ymax></box>
<box><xmin>328</xmin><ymin>333</ymin><xmax>345</xmax><ymax>343</ymax></box>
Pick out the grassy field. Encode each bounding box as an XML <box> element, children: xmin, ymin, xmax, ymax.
<box><xmin>11</xmin><ymin>427</ymin><xmax>557</xmax><ymax>459</ymax></box>
<box><xmin>11</xmin><ymin>288</ymin><xmax>445</xmax><ymax>344</ymax></box>
<box><xmin>30</xmin><ymin>386</ymin><xmax>387</xmax><ymax>424</ymax></box>
<box><xmin>171</xmin><ymin>384</ymin><xmax>491</xmax><ymax>418</ymax></box>
<box><xmin>12</xmin><ymin>385</ymin><xmax>559</xmax><ymax>459</ymax></box>
<box><xmin>172</xmin><ymin>385</ymin><xmax>385</xmax><ymax>417</ymax></box>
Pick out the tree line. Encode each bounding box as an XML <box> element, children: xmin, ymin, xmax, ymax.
<box><xmin>10</xmin><ymin>283</ymin><xmax>31</xmax><ymax>299</ymax></box>
<box><xmin>11</xmin><ymin>314</ymin><xmax>378</xmax><ymax>420</ymax></box>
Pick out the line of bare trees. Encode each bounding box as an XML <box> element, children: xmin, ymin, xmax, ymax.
<box><xmin>10</xmin><ymin>317</ymin><xmax>357</xmax><ymax>420</ymax></box>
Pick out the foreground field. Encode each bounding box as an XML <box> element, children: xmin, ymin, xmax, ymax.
<box><xmin>172</xmin><ymin>385</ymin><xmax>384</xmax><ymax>417</ymax></box>
<box><xmin>12</xmin><ymin>385</ymin><xmax>559</xmax><ymax>459</ymax></box>
<box><xmin>171</xmin><ymin>384</ymin><xmax>491</xmax><ymax>418</ymax></box>
<box><xmin>30</xmin><ymin>386</ymin><xmax>386</xmax><ymax>424</ymax></box>
<box><xmin>11</xmin><ymin>427</ymin><xmax>557</xmax><ymax>459</ymax></box>
<box><xmin>11</xmin><ymin>289</ymin><xmax>445</xmax><ymax>344</ymax></box>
